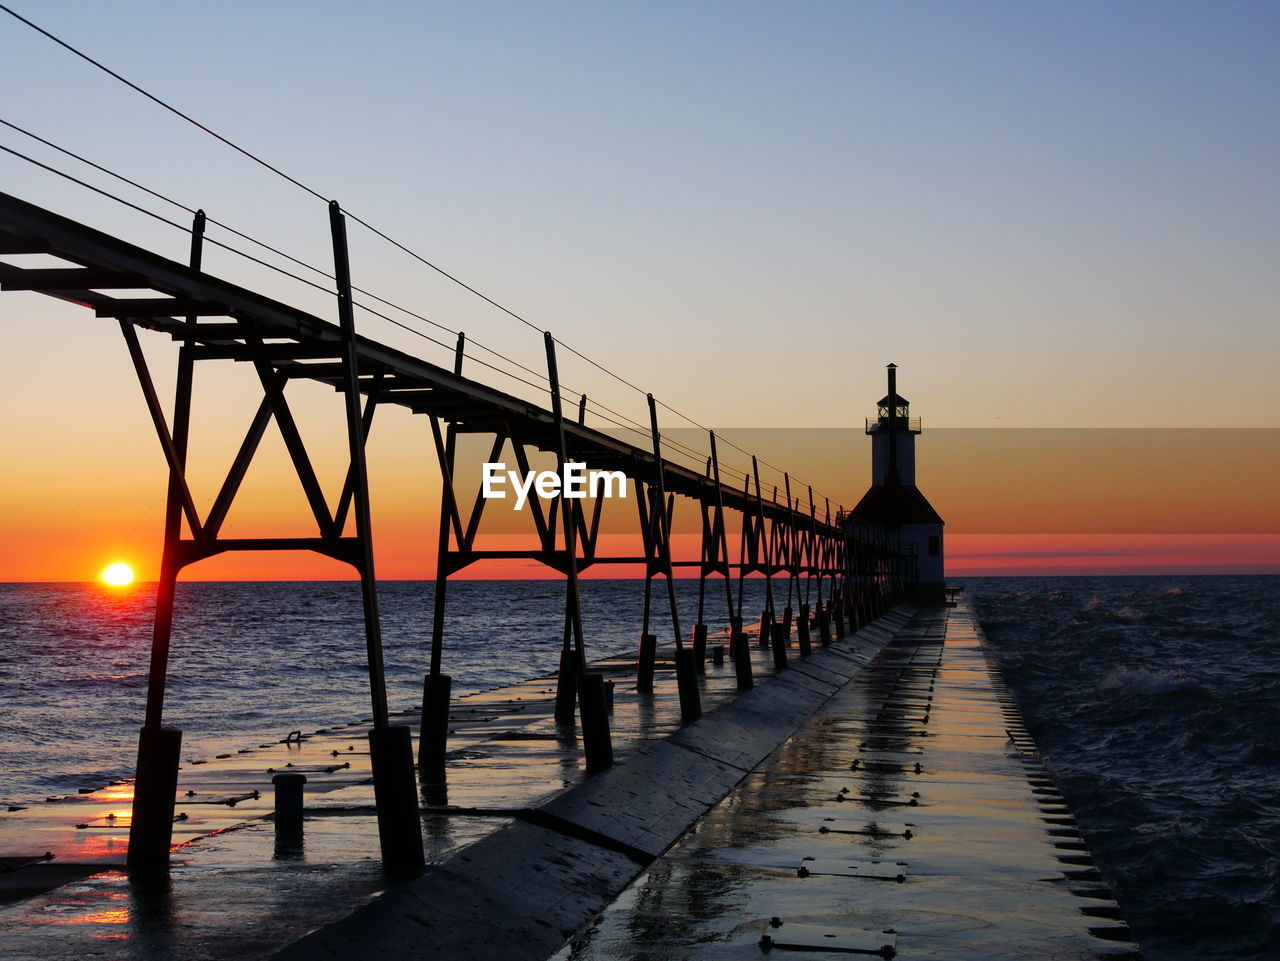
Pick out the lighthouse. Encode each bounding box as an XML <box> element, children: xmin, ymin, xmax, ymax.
<box><xmin>851</xmin><ymin>364</ymin><xmax>945</xmax><ymax>604</ymax></box>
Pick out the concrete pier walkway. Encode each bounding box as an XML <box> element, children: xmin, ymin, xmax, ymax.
<box><xmin>0</xmin><ymin>608</ymin><xmax>909</xmax><ymax>960</ymax></box>
<box><xmin>0</xmin><ymin>601</ymin><xmax>1136</xmax><ymax>960</ymax></box>
<box><xmin>553</xmin><ymin>601</ymin><xmax>1138</xmax><ymax>961</ymax></box>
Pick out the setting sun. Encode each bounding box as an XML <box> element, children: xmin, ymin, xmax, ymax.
<box><xmin>100</xmin><ymin>562</ymin><xmax>135</xmax><ymax>587</ymax></box>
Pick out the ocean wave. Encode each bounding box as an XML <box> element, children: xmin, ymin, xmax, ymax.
<box><xmin>1099</xmin><ymin>665</ymin><xmax>1210</xmax><ymax>697</ymax></box>
<box><xmin>966</xmin><ymin>574</ymin><xmax>1280</xmax><ymax>961</ymax></box>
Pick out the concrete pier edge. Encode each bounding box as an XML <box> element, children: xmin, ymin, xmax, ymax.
<box><xmin>272</xmin><ymin>608</ymin><xmax>915</xmax><ymax>961</ymax></box>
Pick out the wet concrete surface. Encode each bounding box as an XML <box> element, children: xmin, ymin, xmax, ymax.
<box><xmin>551</xmin><ymin>603</ymin><xmax>1139</xmax><ymax>961</ymax></box>
<box><xmin>0</xmin><ymin>612</ymin><xmax>899</xmax><ymax>960</ymax></box>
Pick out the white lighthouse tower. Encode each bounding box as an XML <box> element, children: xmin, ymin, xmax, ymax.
<box><xmin>851</xmin><ymin>364</ymin><xmax>945</xmax><ymax>604</ymax></box>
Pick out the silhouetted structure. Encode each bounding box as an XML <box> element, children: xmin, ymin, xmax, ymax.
<box><xmin>851</xmin><ymin>364</ymin><xmax>945</xmax><ymax>604</ymax></box>
<box><xmin>0</xmin><ymin>190</ymin><xmax>899</xmax><ymax>874</ymax></box>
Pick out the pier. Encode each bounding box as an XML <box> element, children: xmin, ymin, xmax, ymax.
<box><xmin>0</xmin><ymin>190</ymin><xmax>895</xmax><ymax>875</ymax></box>
<box><xmin>555</xmin><ymin>600</ymin><xmax>1137</xmax><ymax>961</ymax></box>
<box><xmin>0</xmin><ymin>190</ymin><xmax>1139</xmax><ymax>958</ymax></box>
<box><xmin>0</xmin><ymin>602</ymin><xmax>1136</xmax><ymax>960</ymax></box>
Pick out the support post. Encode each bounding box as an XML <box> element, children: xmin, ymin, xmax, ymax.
<box><xmin>797</xmin><ymin>602</ymin><xmax>812</xmax><ymax>655</ymax></box>
<box><xmin>126</xmin><ymin>725</ymin><xmax>182</xmax><ymax>870</ymax></box>
<box><xmin>647</xmin><ymin>395</ymin><xmax>699</xmax><ymax>722</ymax></box>
<box><xmin>817</xmin><ymin>608</ymin><xmax>833</xmax><ymax>647</ymax></box>
<box><xmin>709</xmin><ymin>432</ymin><xmax>737</xmax><ymax>631</ymax></box>
<box><xmin>770</xmin><ymin>623</ymin><xmax>789</xmax><ymax>671</ymax></box>
<box><xmin>758</xmin><ymin>607</ymin><xmax>773</xmax><ymax>647</ymax></box>
<box><xmin>368</xmin><ymin>725</ymin><xmax>424</xmax><ymax>875</ymax></box>
<box><xmin>127</xmin><ymin>211</ymin><xmax>203</xmax><ymax>871</ymax></box>
<box><xmin>544</xmin><ymin>336</ymin><xmax>608</xmax><ymax>763</ymax></box>
<box><xmin>675</xmin><ymin>648</ymin><xmax>702</xmax><ymax>722</ymax></box>
<box><xmin>331</xmin><ymin>202</ymin><xmax>422</xmax><ymax>873</ymax></box>
<box><xmin>728</xmin><ymin>614</ymin><xmax>752</xmax><ymax>689</ymax></box>
<box><xmin>418</xmin><ymin>672</ymin><xmax>452</xmax><ymax>770</ymax></box>
<box><xmin>577</xmin><ymin>673</ymin><xmax>613</xmax><ymax>771</ymax></box>
<box><xmin>692</xmin><ymin>622</ymin><xmax>708</xmax><ymax>674</ymax></box>
<box><xmin>636</xmin><ymin>633</ymin><xmax>657</xmax><ymax>694</ymax></box>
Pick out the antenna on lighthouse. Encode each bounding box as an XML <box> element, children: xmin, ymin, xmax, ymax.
<box><xmin>886</xmin><ymin>363</ymin><xmax>898</xmax><ymax>483</ymax></box>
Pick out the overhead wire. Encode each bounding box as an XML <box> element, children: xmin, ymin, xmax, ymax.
<box><xmin>1</xmin><ymin>3</ymin><xmax>845</xmax><ymax>512</ymax></box>
<box><xmin>0</xmin><ymin>117</ymin><xmax>563</xmax><ymax>391</ymax></box>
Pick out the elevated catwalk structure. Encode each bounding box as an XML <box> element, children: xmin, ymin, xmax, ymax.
<box><xmin>0</xmin><ymin>191</ymin><xmax>900</xmax><ymax>874</ymax></box>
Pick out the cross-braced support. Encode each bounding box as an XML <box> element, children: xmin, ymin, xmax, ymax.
<box><xmin>125</xmin><ymin>206</ymin><xmax>423</xmax><ymax>874</ymax></box>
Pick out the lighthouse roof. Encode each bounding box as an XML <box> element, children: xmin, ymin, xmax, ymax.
<box><xmin>851</xmin><ymin>483</ymin><xmax>943</xmax><ymax>526</ymax></box>
<box><xmin>877</xmin><ymin>391</ymin><xmax>909</xmax><ymax>407</ymax></box>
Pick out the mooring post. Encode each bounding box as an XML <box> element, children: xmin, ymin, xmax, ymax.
<box><xmin>272</xmin><ymin>772</ymin><xmax>307</xmax><ymax>825</ymax></box>
<box><xmin>331</xmin><ymin>202</ymin><xmax>423</xmax><ymax>874</ymax></box>
<box><xmin>833</xmin><ymin>602</ymin><xmax>847</xmax><ymax>639</ymax></box>
<box><xmin>758</xmin><ymin>607</ymin><xmax>773</xmax><ymax>647</ymax></box>
<box><xmin>126</xmin><ymin>210</ymin><xmax>204</xmax><ymax>872</ymax></box>
<box><xmin>782</xmin><ymin>605</ymin><xmax>793</xmax><ymax>640</ymax></box>
<box><xmin>797</xmin><ymin>602</ymin><xmax>812</xmax><ymax>655</ymax></box>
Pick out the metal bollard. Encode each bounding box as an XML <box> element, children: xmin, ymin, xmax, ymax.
<box><xmin>578</xmin><ymin>673</ymin><xmax>613</xmax><ymax>771</ymax></box>
<box><xmin>833</xmin><ymin>607</ymin><xmax>847</xmax><ymax>639</ymax></box>
<box><xmin>711</xmin><ymin>644</ymin><xmax>725</xmax><ymax>666</ymax></box>
<box><xmin>782</xmin><ymin>606</ymin><xmax>793</xmax><ymax>638</ymax></box>
<box><xmin>636</xmin><ymin>633</ymin><xmax>657</xmax><ymax>694</ymax></box>
<box><xmin>675</xmin><ymin>647</ymin><xmax>702</xmax><ymax>722</ymax></box>
<box><xmin>603</xmin><ymin>678</ymin><xmax>615</xmax><ymax>712</ymax></box>
<box><xmin>417</xmin><ymin>672</ymin><xmax>452</xmax><ymax>770</ymax></box>
<box><xmin>771</xmin><ymin>623</ymin><xmax>789</xmax><ymax>671</ymax></box>
<box><xmin>272</xmin><ymin>772</ymin><xmax>307</xmax><ymax>825</ymax></box>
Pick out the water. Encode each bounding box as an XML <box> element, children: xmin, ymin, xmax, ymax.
<box><xmin>0</xmin><ymin>578</ymin><xmax>774</xmax><ymax>805</ymax></box>
<box><xmin>2</xmin><ymin>575</ymin><xmax>1277</xmax><ymax>960</ymax></box>
<box><xmin>964</xmin><ymin>574</ymin><xmax>1280</xmax><ymax>961</ymax></box>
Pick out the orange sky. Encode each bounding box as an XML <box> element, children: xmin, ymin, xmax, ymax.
<box><xmin>2</xmin><ymin>315</ymin><xmax>1276</xmax><ymax>582</ymax></box>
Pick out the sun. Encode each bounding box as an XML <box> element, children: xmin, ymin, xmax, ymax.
<box><xmin>100</xmin><ymin>562</ymin><xmax>135</xmax><ymax>587</ymax></box>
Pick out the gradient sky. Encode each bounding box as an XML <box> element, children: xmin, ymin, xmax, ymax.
<box><xmin>1</xmin><ymin>1</ymin><xmax>1277</xmax><ymax>580</ymax></box>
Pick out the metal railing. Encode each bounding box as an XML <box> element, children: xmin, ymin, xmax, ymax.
<box><xmin>865</xmin><ymin>416</ymin><xmax>921</xmax><ymax>433</ymax></box>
